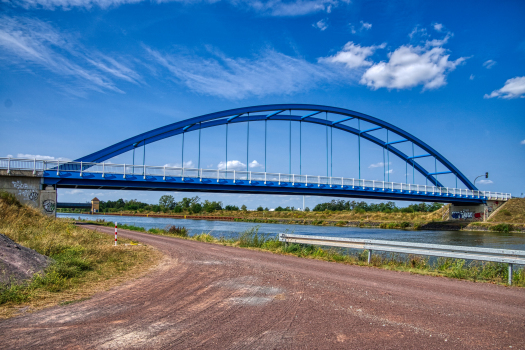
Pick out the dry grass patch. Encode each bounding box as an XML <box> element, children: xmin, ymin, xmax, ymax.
<box><xmin>0</xmin><ymin>193</ymin><xmax>161</xmax><ymax>319</ymax></box>
<box><xmin>489</xmin><ymin>198</ymin><xmax>525</xmax><ymax>224</ymax></box>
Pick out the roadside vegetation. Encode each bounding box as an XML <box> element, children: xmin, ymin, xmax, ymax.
<box><xmin>81</xmin><ymin>219</ymin><xmax>525</xmax><ymax>287</ymax></box>
<box><xmin>0</xmin><ymin>192</ymin><xmax>161</xmax><ymax>319</ymax></box>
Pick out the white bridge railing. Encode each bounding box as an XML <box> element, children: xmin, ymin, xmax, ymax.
<box><xmin>0</xmin><ymin>157</ymin><xmax>511</xmax><ymax>200</ymax></box>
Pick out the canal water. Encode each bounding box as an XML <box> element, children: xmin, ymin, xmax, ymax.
<box><xmin>58</xmin><ymin>213</ymin><xmax>525</xmax><ymax>250</ymax></box>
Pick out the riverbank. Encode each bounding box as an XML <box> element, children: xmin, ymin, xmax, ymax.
<box><xmin>0</xmin><ymin>193</ymin><xmax>161</xmax><ymax>319</ymax></box>
<box><xmin>76</xmin><ymin>219</ymin><xmax>525</xmax><ymax>287</ymax></box>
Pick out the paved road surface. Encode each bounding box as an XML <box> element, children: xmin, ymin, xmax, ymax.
<box><xmin>1</xmin><ymin>224</ymin><xmax>524</xmax><ymax>349</ymax></box>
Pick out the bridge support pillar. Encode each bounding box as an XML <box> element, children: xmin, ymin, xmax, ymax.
<box><xmin>0</xmin><ymin>170</ymin><xmax>56</xmax><ymax>217</ymax></box>
<box><xmin>448</xmin><ymin>200</ymin><xmax>506</xmax><ymax>222</ymax></box>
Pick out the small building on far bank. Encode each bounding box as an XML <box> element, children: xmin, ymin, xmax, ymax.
<box><xmin>91</xmin><ymin>197</ymin><xmax>100</xmax><ymax>214</ymax></box>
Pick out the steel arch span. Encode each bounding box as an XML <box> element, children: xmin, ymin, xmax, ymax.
<box><xmin>77</xmin><ymin>104</ymin><xmax>477</xmax><ymax>191</ymax></box>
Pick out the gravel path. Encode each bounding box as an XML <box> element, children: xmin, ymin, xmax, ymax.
<box><xmin>1</xmin><ymin>224</ymin><xmax>524</xmax><ymax>349</ymax></box>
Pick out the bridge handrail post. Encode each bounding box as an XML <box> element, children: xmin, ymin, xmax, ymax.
<box><xmin>292</xmin><ymin>174</ymin><xmax>294</xmax><ymax>186</ymax></box>
<box><xmin>372</xmin><ymin>180</ymin><xmax>375</xmax><ymax>190</ymax></box>
<box><xmin>352</xmin><ymin>178</ymin><xmax>354</xmax><ymax>189</ymax></box>
<box><xmin>233</xmin><ymin>170</ymin><xmax>236</xmax><ymax>183</ymax></box>
<box><xmin>80</xmin><ymin>161</ymin><xmax>83</xmax><ymax>177</ymax></box>
<box><xmin>341</xmin><ymin>177</ymin><xmax>343</xmax><ymax>188</ymax></box>
<box><xmin>33</xmin><ymin>158</ymin><xmax>36</xmax><ymax>175</ymax></box>
<box><xmin>217</xmin><ymin>169</ymin><xmax>219</xmax><ymax>183</ymax></box>
<box><xmin>278</xmin><ymin>173</ymin><xmax>280</xmax><ymax>185</ymax></box>
<box><xmin>163</xmin><ymin>165</ymin><xmax>165</xmax><ymax>180</ymax></box>
<box><xmin>6</xmin><ymin>157</ymin><xmax>10</xmax><ymax>174</ymax></box>
<box><xmin>143</xmin><ymin>164</ymin><xmax>146</xmax><ymax>179</ymax></box>
<box><xmin>199</xmin><ymin>168</ymin><xmax>202</xmax><ymax>182</ymax></box>
<box><xmin>101</xmin><ymin>162</ymin><xmax>104</xmax><ymax>178</ymax></box>
<box><xmin>305</xmin><ymin>174</ymin><xmax>307</xmax><ymax>186</ymax></box>
<box><xmin>57</xmin><ymin>160</ymin><xmax>60</xmax><ymax>176</ymax></box>
<box><xmin>329</xmin><ymin>176</ymin><xmax>331</xmax><ymax>188</ymax></box>
<box><xmin>182</xmin><ymin>167</ymin><xmax>184</xmax><ymax>181</ymax></box>
<box><xmin>382</xmin><ymin>181</ymin><xmax>384</xmax><ymax>191</ymax></box>
<box><xmin>264</xmin><ymin>172</ymin><xmax>266</xmax><ymax>184</ymax></box>
<box><xmin>249</xmin><ymin>171</ymin><xmax>251</xmax><ymax>184</ymax></box>
<box><xmin>123</xmin><ymin>163</ymin><xmax>126</xmax><ymax>179</ymax></box>
<box><xmin>318</xmin><ymin>176</ymin><xmax>320</xmax><ymax>187</ymax></box>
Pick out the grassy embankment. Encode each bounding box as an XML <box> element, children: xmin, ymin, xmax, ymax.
<box><xmin>465</xmin><ymin>198</ymin><xmax>525</xmax><ymax>233</ymax></box>
<box><xmin>87</xmin><ymin>218</ymin><xmax>524</xmax><ymax>287</ymax></box>
<box><xmin>0</xmin><ymin>193</ymin><xmax>161</xmax><ymax>319</ymax></box>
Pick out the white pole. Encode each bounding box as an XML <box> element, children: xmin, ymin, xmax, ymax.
<box><xmin>114</xmin><ymin>222</ymin><xmax>118</xmax><ymax>246</ymax></box>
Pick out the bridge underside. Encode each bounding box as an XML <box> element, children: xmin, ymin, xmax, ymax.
<box><xmin>45</xmin><ymin>173</ymin><xmax>485</xmax><ymax>205</ymax></box>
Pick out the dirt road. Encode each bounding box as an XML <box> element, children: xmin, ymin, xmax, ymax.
<box><xmin>1</xmin><ymin>225</ymin><xmax>524</xmax><ymax>349</ymax></box>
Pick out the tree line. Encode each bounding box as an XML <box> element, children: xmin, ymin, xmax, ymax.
<box><xmin>85</xmin><ymin>197</ymin><xmax>442</xmax><ymax>214</ymax></box>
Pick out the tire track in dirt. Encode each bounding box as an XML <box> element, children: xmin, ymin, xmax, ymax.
<box><xmin>0</xmin><ymin>224</ymin><xmax>524</xmax><ymax>349</ymax></box>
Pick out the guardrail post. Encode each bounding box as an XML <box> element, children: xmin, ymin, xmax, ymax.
<box><xmin>508</xmin><ymin>264</ymin><xmax>513</xmax><ymax>286</ymax></box>
<box><xmin>368</xmin><ymin>250</ymin><xmax>372</xmax><ymax>264</ymax></box>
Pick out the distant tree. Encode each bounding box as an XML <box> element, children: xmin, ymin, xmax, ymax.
<box><xmin>203</xmin><ymin>200</ymin><xmax>223</xmax><ymax>213</ymax></box>
<box><xmin>257</xmin><ymin>206</ymin><xmax>264</xmax><ymax>211</ymax></box>
<box><xmin>304</xmin><ymin>207</ymin><xmax>310</xmax><ymax>212</ymax></box>
<box><xmin>180</xmin><ymin>196</ymin><xmax>200</xmax><ymax>209</ymax></box>
<box><xmin>225</xmin><ymin>205</ymin><xmax>239</xmax><ymax>211</ymax></box>
<box><xmin>159</xmin><ymin>195</ymin><xmax>176</xmax><ymax>210</ymax></box>
<box><xmin>264</xmin><ymin>207</ymin><xmax>269</xmax><ymax>211</ymax></box>
<box><xmin>241</xmin><ymin>204</ymin><xmax>247</xmax><ymax>211</ymax></box>
<box><xmin>190</xmin><ymin>202</ymin><xmax>202</xmax><ymax>214</ymax></box>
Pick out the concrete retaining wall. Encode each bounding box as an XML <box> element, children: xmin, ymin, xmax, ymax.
<box><xmin>0</xmin><ymin>170</ymin><xmax>56</xmax><ymax>216</ymax></box>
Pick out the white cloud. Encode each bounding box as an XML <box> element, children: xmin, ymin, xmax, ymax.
<box><xmin>249</xmin><ymin>160</ymin><xmax>263</xmax><ymax>168</ymax></box>
<box><xmin>218</xmin><ymin>160</ymin><xmax>247</xmax><ymax>171</ymax></box>
<box><xmin>469</xmin><ymin>74</ymin><xmax>475</xmax><ymax>80</ymax></box>
<box><xmin>313</xmin><ymin>18</ymin><xmax>328</xmax><ymax>31</ymax></box>
<box><xmin>520</xmin><ymin>139</ymin><xmax>525</xmax><ymax>145</ymax></box>
<box><xmin>408</xmin><ymin>26</ymin><xmax>428</xmax><ymax>40</ymax></box>
<box><xmin>477</xmin><ymin>179</ymin><xmax>493</xmax><ymax>185</ymax></box>
<box><xmin>163</xmin><ymin>161</ymin><xmax>195</xmax><ymax>168</ymax></box>
<box><xmin>360</xmin><ymin>21</ymin><xmax>372</xmax><ymax>30</ymax></box>
<box><xmin>484</xmin><ymin>76</ymin><xmax>525</xmax><ymax>99</ymax></box>
<box><xmin>320</xmin><ymin>42</ymin><xmax>385</xmax><ymax>69</ymax></box>
<box><xmin>6</xmin><ymin>0</ymin><xmax>349</xmax><ymax>16</ymax></box>
<box><xmin>11</xmin><ymin>153</ymin><xmax>71</xmax><ymax>161</ymax></box>
<box><xmin>360</xmin><ymin>37</ymin><xmax>466</xmax><ymax>90</ymax></box>
<box><xmin>385</xmin><ymin>169</ymin><xmax>393</xmax><ymax>174</ymax></box>
<box><xmin>148</xmin><ymin>47</ymin><xmax>341</xmax><ymax>99</ymax></box>
<box><xmin>433</xmin><ymin>23</ymin><xmax>444</xmax><ymax>32</ymax></box>
<box><xmin>369</xmin><ymin>161</ymin><xmax>390</xmax><ymax>168</ymax></box>
<box><xmin>0</xmin><ymin>16</ymin><xmax>140</xmax><ymax>95</ymax></box>
<box><xmin>482</xmin><ymin>59</ymin><xmax>497</xmax><ymax>69</ymax></box>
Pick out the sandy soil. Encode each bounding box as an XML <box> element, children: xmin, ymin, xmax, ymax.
<box><xmin>1</xmin><ymin>224</ymin><xmax>524</xmax><ymax>349</ymax></box>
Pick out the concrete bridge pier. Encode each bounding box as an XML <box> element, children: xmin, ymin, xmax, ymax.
<box><xmin>447</xmin><ymin>200</ymin><xmax>505</xmax><ymax>222</ymax></box>
<box><xmin>0</xmin><ymin>170</ymin><xmax>56</xmax><ymax>217</ymax></box>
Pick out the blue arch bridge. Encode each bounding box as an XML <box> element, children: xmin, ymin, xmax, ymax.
<box><xmin>1</xmin><ymin>104</ymin><xmax>511</xmax><ymax>205</ymax></box>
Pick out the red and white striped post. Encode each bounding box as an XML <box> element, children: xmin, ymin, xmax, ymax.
<box><xmin>114</xmin><ymin>222</ymin><xmax>118</xmax><ymax>246</ymax></box>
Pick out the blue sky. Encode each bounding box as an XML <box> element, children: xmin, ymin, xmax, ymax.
<box><xmin>1</xmin><ymin>0</ymin><xmax>524</xmax><ymax>209</ymax></box>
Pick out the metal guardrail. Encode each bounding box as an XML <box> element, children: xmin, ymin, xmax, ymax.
<box><xmin>279</xmin><ymin>233</ymin><xmax>525</xmax><ymax>285</ymax></box>
<box><xmin>0</xmin><ymin>157</ymin><xmax>512</xmax><ymax>200</ymax></box>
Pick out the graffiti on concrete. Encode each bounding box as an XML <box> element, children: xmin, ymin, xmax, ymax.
<box><xmin>42</xmin><ymin>199</ymin><xmax>56</xmax><ymax>213</ymax></box>
<box><xmin>451</xmin><ymin>210</ymin><xmax>474</xmax><ymax>220</ymax></box>
<box><xmin>12</xmin><ymin>180</ymin><xmax>38</xmax><ymax>202</ymax></box>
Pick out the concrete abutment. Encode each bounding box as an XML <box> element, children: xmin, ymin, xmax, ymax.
<box><xmin>0</xmin><ymin>170</ymin><xmax>56</xmax><ymax>217</ymax></box>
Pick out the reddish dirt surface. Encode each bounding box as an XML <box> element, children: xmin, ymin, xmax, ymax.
<box><xmin>1</xmin><ymin>224</ymin><xmax>524</xmax><ymax>349</ymax></box>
